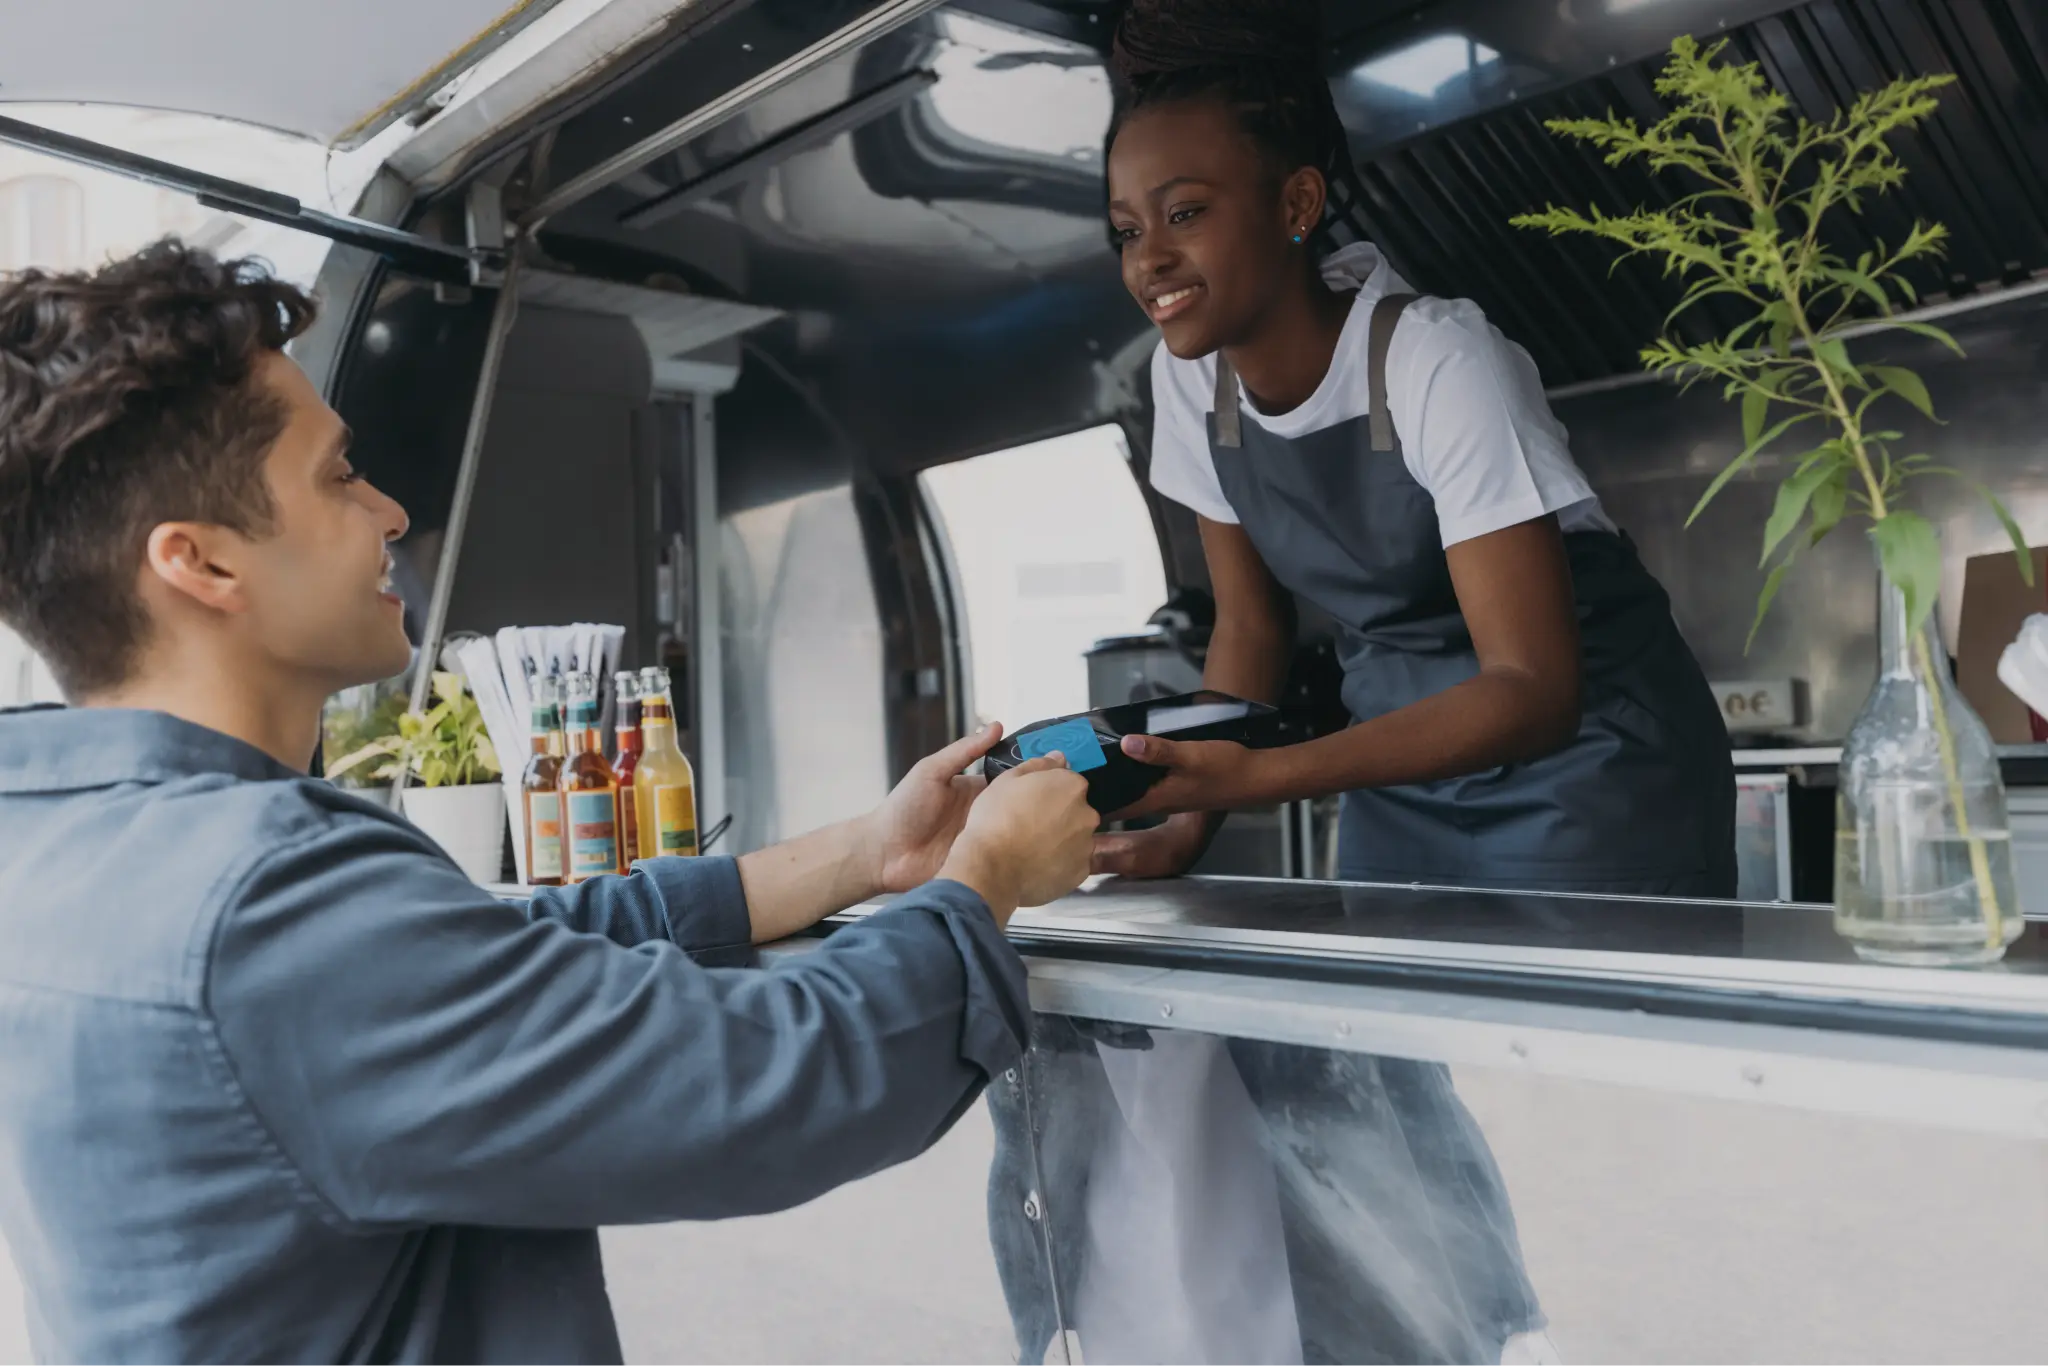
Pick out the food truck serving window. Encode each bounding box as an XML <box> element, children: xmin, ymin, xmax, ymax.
<box><xmin>921</xmin><ymin>425</ymin><xmax>1167</xmax><ymax>736</ymax></box>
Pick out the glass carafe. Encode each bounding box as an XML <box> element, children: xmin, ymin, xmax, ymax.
<box><xmin>1834</xmin><ymin>560</ymin><xmax>2020</xmax><ymax>966</ymax></box>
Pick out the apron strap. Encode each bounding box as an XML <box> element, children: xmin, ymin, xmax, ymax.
<box><xmin>1217</xmin><ymin>289</ymin><xmax>1420</xmax><ymax>452</ymax></box>
<box><xmin>1368</xmin><ymin>292</ymin><xmax>1421</xmax><ymax>452</ymax></box>
<box><xmin>1213</xmin><ymin>353</ymin><xmax>1242</xmax><ymax>449</ymax></box>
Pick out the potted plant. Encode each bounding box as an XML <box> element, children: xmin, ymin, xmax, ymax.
<box><xmin>328</xmin><ymin>671</ymin><xmax>506</xmax><ymax>885</ymax></box>
<box><xmin>321</xmin><ymin>678</ymin><xmax>407</xmax><ymax>800</ymax></box>
<box><xmin>1513</xmin><ymin>37</ymin><xmax>2033</xmax><ymax>964</ymax></box>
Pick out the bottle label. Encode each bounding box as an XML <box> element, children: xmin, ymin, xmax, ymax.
<box><xmin>568</xmin><ymin>701</ymin><xmax>602</xmax><ymax>727</ymax></box>
<box><xmin>527</xmin><ymin>792</ymin><xmax>564</xmax><ymax>881</ymax></box>
<box><xmin>567</xmin><ymin>790</ymin><xmax>619</xmax><ymax>877</ymax></box>
<box><xmin>655</xmin><ymin>785</ymin><xmax>698</xmax><ymax>856</ymax></box>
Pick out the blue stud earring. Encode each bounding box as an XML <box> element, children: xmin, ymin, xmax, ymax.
<box><xmin>1292</xmin><ymin>232</ymin><xmax>1304</xmax><ymax>243</ymax></box>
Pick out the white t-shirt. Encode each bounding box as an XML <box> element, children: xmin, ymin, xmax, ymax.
<box><xmin>1148</xmin><ymin>242</ymin><xmax>1613</xmax><ymax>549</ymax></box>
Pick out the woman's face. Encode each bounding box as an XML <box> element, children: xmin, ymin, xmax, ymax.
<box><xmin>1107</xmin><ymin>100</ymin><xmax>1318</xmax><ymax>359</ymax></box>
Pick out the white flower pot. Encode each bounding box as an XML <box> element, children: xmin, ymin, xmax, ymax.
<box><xmin>403</xmin><ymin>784</ymin><xmax>507</xmax><ymax>886</ymax></box>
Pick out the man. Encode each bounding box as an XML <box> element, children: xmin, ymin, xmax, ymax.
<box><xmin>0</xmin><ymin>243</ymin><xmax>1097</xmax><ymax>1363</ymax></box>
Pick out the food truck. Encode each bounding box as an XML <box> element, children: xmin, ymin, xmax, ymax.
<box><xmin>6</xmin><ymin>0</ymin><xmax>2048</xmax><ymax>1358</ymax></box>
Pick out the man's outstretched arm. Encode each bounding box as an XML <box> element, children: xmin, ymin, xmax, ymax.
<box><xmin>205</xmin><ymin>756</ymin><xmax>1095</xmax><ymax>1231</ymax></box>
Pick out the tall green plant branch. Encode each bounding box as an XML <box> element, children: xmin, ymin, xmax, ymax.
<box><xmin>1513</xmin><ymin>35</ymin><xmax>2031</xmax><ymax>947</ymax></box>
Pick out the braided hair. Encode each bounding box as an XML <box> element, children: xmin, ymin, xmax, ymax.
<box><xmin>1105</xmin><ymin>0</ymin><xmax>1374</xmax><ymax>253</ymax></box>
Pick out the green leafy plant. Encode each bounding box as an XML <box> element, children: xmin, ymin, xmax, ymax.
<box><xmin>327</xmin><ymin>672</ymin><xmax>502</xmax><ymax>789</ymax></box>
<box><xmin>1512</xmin><ymin>34</ymin><xmax>2030</xmax><ymax>643</ymax></box>
<box><xmin>1513</xmin><ymin>35</ymin><xmax>2029</xmax><ymax>943</ymax></box>
<box><xmin>321</xmin><ymin>685</ymin><xmax>407</xmax><ymax>789</ymax></box>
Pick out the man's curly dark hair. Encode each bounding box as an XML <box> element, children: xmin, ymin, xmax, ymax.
<box><xmin>0</xmin><ymin>240</ymin><xmax>318</xmax><ymax>697</ymax></box>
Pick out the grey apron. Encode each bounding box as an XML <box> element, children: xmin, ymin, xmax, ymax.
<box><xmin>982</xmin><ymin>297</ymin><xmax>1737</xmax><ymax>1365</ymax></box>
<box><xmin>1208</xmin><ymin>292</ymin><xmax>1736</xmax><ymax>895</ymax></box>
<box><xmin>1196</xmin><ymin>294</ymin><xmax>1731</xmax><ymax>1361</ymax></box>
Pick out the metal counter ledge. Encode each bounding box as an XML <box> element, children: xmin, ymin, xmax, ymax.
<box><xmin>812</xmin><ymin>875</ymin><xmax>2048</xmax><ymax>1043</ymax></box>
<box><xmin>481</xmin><ymin>873</ymin><xmax>2048</xmax><ymax>1140</ymax></box>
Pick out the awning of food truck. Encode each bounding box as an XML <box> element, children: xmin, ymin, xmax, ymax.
<box><xmin>0</xmin><ymin>0</ymin><xmax>569</xmax><ymax>147</ymax></box>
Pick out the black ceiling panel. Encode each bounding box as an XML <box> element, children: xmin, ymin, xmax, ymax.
<box><xmin>1360</xmin><ymin>0</ymin><xmax>2048</xmax><ymax>386</ymax></box>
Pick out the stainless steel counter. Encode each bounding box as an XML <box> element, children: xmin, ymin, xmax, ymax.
<box><xmin>830</xmin><ymin>874</ymin><xmax>2048</xmax><ymax>1046</ymax></box>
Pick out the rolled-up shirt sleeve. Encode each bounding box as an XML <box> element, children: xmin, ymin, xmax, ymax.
<box><xmin>203</xmin><ymin>817</ymin><xmax>1028</xmax><ymax>1231</ymax></box>
<box><xmin>521</xmin><ymin>855</ymin><xmax>752</xmax><ymax>956</ymax></box>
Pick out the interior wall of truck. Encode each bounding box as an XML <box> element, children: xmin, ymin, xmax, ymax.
<box><xmin>323</xmin><ymin>0</ymin><xmax>2048</xmax><ymax>860</ymax></box>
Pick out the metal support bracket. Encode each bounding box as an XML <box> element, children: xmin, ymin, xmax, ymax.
<box><xmin>0</xmin><ymin>112</ymin><xmax>492</xmax><ymax>284</ymax></box>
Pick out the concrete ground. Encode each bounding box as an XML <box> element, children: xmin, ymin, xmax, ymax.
<box><xmin>5</xmin><ymin>1068</ymin><xmax>2047</xmax><ymax>1364</ymax></box>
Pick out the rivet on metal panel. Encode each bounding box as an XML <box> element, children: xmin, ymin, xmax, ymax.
<box><xmin>1024</xmin><ymin>1193</ymin><xmax>1042</xmax><ymax>1221</ymax></box>
<box><xmin>1159</xmin><ymin>1003</ymin><xmax>1174</xmax><ymax>1019</ymax></box>
<box><xmin>1336</xmin><ymin>1021</ymin><xmax>1352</xmax><ymax>1037</ymax></box>
<box><xmin>1004</xmin><ymin>1069</ymin><xmax>1018</xmax><ymax>1085</ymax></box>
<box><xmin>1742</xmin><ymin>1066</ymin><xmax>1765</xmax><ymax>1086</ymax></box>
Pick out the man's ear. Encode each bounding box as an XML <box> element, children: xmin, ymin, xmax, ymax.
<box><xmin>142</xmin><ymin>522</ymin><xmax>251</xmax><ymax>616</ymax></box>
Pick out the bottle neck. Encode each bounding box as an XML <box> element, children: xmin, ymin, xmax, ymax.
<box><xmin>615</xmin><ymin>725</ymin><xmax>642</xmax><ymax>754</ymax></box>
<box><xmin>1877</xmin><ymin>573</ymin><xmax>1949</xmax><ymax>683</ymax></box>
<box><xmin>642</xmin><ymin>703</ymin><xmax>680</xmax><ymax>753</ymax></box>
<box><xmin>567</xmin><ymin>704</ymin><xmax>604</xmax><ymax>755</ymax></box>
<box><xmin>530</xmin><ymin>707</ymin><xmax>564</xmax><ymax>755</ymax></box>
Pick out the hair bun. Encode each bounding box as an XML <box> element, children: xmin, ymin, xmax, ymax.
<box><xmin>1111</xmin><ymin>0</ymin><xmax>1324</xmax><ymax>83</ymax></box>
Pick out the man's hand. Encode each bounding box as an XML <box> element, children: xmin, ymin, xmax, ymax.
<box><xmin>939</xmin><ymin>756</ymin><xmax>1097</xmax><ymax>927</ymax></box>
<box><xmin>864</xmin><ymin>723</ymin><xmax>1005</xmax><ymax>895</ymax></box>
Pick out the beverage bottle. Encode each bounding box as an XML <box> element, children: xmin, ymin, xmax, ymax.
<box><xmin>559</xmin><ymin>671</ymin><xmax>624</xmax><ymax>882</ymax></box>
<box><xmin>612</xmin><ymin>671</ymin><xmax>644</xmax><ymax>866</ymax></box>
<box><xmin>518</xmin><ymin>675</ymin><xmax>568</xmax><ymax>887</ymax></box>
<box><xmin>634</xmin><ymin>666</ymin><xmax>699</xmax><ymax>859</ymax></box>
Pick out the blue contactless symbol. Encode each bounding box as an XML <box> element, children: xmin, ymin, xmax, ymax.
<box><xmin>1018</xmin><ymin>719</ymin><xmax>1108</xmax><ymax>772</ymax></box>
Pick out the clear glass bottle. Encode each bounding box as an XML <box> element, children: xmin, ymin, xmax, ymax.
<box><xmin>559</xmin><ymin>671</ymin><xmax>624</xmax><ymax>882</ymax></box>
<box><xmin>1834</xmin><ymin>564</ymin><xmax>2020</xmax><ymax>966</ymax></box>
<box><xmin>518</xmin><ymin>675</ymin><xmax>568</xmax><ymax>887</ymax></box>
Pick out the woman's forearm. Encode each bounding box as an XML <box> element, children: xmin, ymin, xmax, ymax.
<box><xmin>1241</xmin><ymin>665</ymin><xmax>1579</xmax><ymax>807</ymax></box>
<box><xmin>1203</xmin><ymin>612</ymin><xmax>1291</xmax><ymax>705</ymax></box>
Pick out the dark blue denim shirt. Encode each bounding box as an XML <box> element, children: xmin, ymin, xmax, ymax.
<box><xmin>0</xmin><ymin>706</ymin><xmax>1028</xmax><ymax>1363</ymax></box>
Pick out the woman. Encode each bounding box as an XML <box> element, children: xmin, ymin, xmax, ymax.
<box><xmin>985</xmin><ymin>4</ymin><xmax>1733</xmax><ymax>1363</ymax></box>
<box><xmin>1094</xmin><ymin>3</ymin><xmax>1736</xmax><ymax>893</ymax></box>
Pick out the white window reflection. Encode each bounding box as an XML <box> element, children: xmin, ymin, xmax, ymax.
<box><xmin>1350</xmin><ymin>35</ymin><xmax>1501</xmax><ymax>100</ymax></box>
<box><xmin>926</xmin><ymin>12</ymin><xmax>1111</xmax><ymax>166</ymax></box>
<box><xmin>921</xmin><ymin>425</ymin><xmax>1167</xmax><ymax>734</ymax></box>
